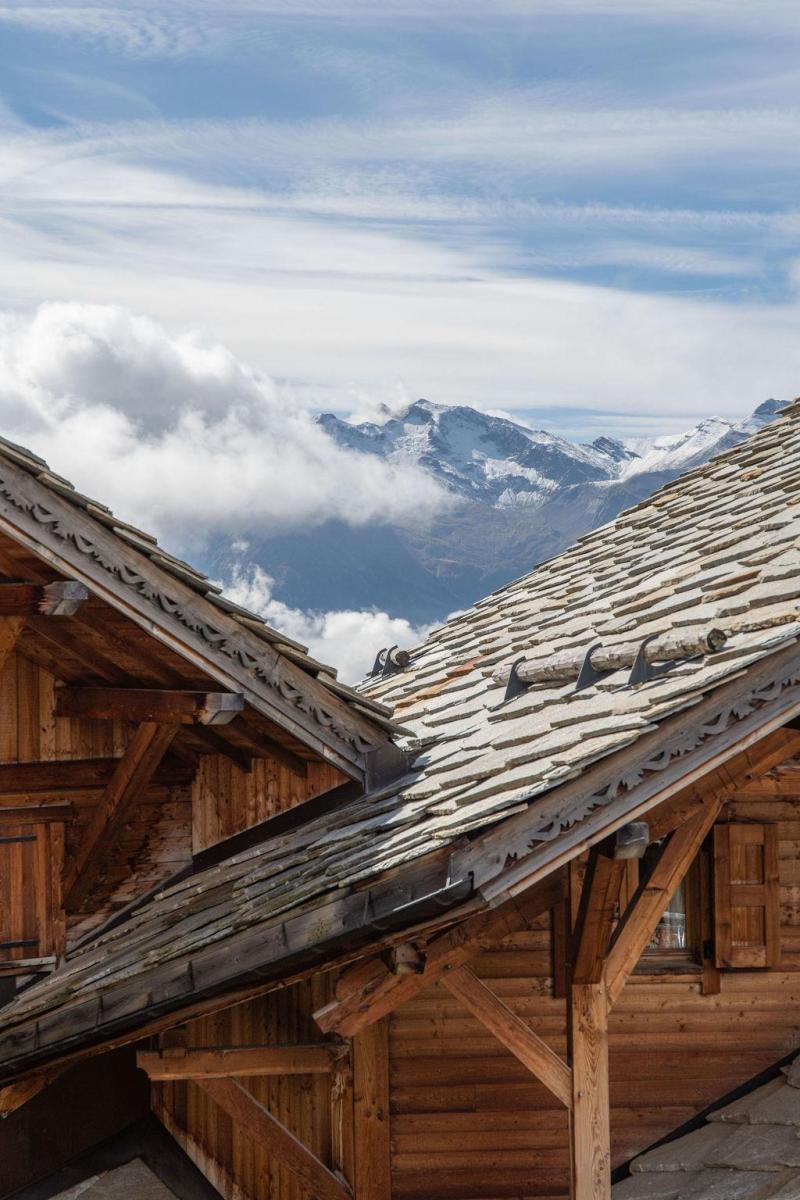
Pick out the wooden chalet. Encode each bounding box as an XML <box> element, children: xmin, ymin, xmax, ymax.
<box><xmin>3</xmin><ymin>404</ymin><xmax>800</xmax><ymax>1200</ymax></box>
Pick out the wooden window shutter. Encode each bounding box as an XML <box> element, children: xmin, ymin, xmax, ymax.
<box><xmin>713</xmin><ymin>823</ymin><xmax>779</xmax><ymax>969</ymax></box>
<box><xmin>0</xmin><ymin>823</ymin><xmax>64</xmax><ymax>970</ymax></box>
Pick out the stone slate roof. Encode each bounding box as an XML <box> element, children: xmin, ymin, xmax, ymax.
<box><xmin>615</xmin><ymin>1057</ymin><xmax>800</xmax><ymax>1200</ymax></box>
<box><xmin>51</xmin><ymin>1159</ymin><xmax>179</xmax><ymax>1200</ymax></box>
<box><xmin>364</xmin><ymin>397</ymin><xmax>800</xmax><ymax>836</ymax></box>
<box><xmin>3</xmin><ymin>400</ymin><xmax>800</xmax><ymax>1075</ymax></box>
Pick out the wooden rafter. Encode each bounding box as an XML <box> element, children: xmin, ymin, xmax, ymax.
<box><xmin>0</xmin><ymin>804</ymin><xmax>72</xmax><ymax>823</ymax></box>
<box><xmin>0</xmin><ymin>455</ymin><xmax>387</xmax><ymax>776</ymax></box>
<box><xmin>0</xmin><ymin>1066</ymin><xmax>65</xmax><ymax>1116</ymax></box>
<box><xmin>137</xmin><ymin>1043</ymin><xmax>346</xmax><ymax>1080</ymax></box>
<box><xmin>63</xmin><ymin>722</ymin><xmax>179</xmax><ymax>911</ymax></box>
<box><xmin>314</xmin><ymin>874</ymin><xmax>565</xmax><ymax>1038</ymax></box>
<box><xmin>442</xmin><ymin>964</ymin><xmax>572</xmax><ymax>1108</ymax></box>
<box><xmin>195</xmin><ymin>1077</ymin><xmax>352</xmax><ymax>1200</ymax></box>
<box><xmin>0</xmin><ymin>580</ymin><xmax>87</xmax><ymax>617</ymax></box>
<box><xmin>55</xmin><ymin>686</ymin><xmax>244</xmax><ymax>726</ymax></box>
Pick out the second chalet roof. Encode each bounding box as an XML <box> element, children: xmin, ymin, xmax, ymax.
<box><xmin>3</xmin><ymin>399</ymin><xmax>800</xmax><ymax>1074</ymax></box>
<box><xmin>615</xmin><ymin>1056</ymin><xmax>800</xmax><ymax>1199</ymax></box>
<box><xmin>0</xmin><ymin>431</ymin><xmax>395</xmax><ymax>732</ymax></box>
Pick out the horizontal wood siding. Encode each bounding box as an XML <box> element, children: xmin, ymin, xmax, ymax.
<box><xmin>153</xmin><ymin>974</ymin><xmax>339</xmax><ymax>1200</ymax></box>
<box><xmin>191</xmin><ymin>755</ymin><xmax>346</xmax><ymax>853</ymax></box>
<box><xmin>389</xmin><ymin>788</ymin><xmax>800</xmax><ymax>1200</ymax></box>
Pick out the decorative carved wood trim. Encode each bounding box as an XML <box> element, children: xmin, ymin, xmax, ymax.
<box><xmin>0</xmin><ymin>458</ymin><xmax>389</xmax><ymax>772</ymax></box>
<box><xmin>456</xmin><ymin>648</ymin><xmax>800</xmax><ymax>901</ymax></box>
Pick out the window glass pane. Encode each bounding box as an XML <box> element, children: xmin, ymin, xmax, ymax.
<box><xmin>647</xmin><ymin>880</ymin><xmax>686</xmax><ymax>950</ymax></box>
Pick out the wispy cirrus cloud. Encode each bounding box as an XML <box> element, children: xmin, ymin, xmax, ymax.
<box><xmin>0</xmin><ymin>6</ymin><xmax>219</xmax><ymax>57</ymax></box>
<box><xmin>1</xmin><ymin>0</ymin><xmax>800</xmax><ymax>433</ymax></box>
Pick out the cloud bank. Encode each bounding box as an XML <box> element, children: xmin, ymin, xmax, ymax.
<box><xmin>223</xmin><ymin>561</ymin><xmax>433</xmax><ymax>683</ymax></box>
<box><xmin>0</xmin><ymin>301</ymin><xmax>447</xmax><ymax>680</ymax></box>
<box><xmin>0</xmin><ymin>302</ymin><xmax>446</xmax><ymax>543</ymax></box>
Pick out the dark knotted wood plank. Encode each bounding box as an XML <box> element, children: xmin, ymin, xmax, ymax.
<box><xmin>195</xmin><ymin>1077</ymin><xmax>352</xmax><ymax>1200</ymax></box>
<box><xmin>63</xmin><ymin>723</ymin><xmax>180</xmax><ymax>911</ymax></box>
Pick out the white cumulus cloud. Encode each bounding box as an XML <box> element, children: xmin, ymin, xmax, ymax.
<box><xmin>0</xmin><ymin>302</ymin><xmax>448</xmax><ymax>545</ymax></box>
<box><xmin>222</xmin><ymin>561</ymin><xmax>434</xmax><ymax>683</ymax></box>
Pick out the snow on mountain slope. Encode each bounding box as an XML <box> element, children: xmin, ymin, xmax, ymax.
<box><xmin>206</xmin><ymin>395</ymin><xmax>789</xmax><ymax>638</ymax></box>
<box><xmin>621</xmin><ymin>399</ymin><xmax>786</xmax><ymax>479</ymax></box>
<box><xmin>317</xmin><ymin>397</ymin><xmax>786</xmax><ymax>509</ymax></box>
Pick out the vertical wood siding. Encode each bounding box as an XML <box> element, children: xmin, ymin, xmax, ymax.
<box><xmin>153</xmin><ymin>975</ymin><xmax>339</xmax><ymax>1200</ymax></box>
<box><xmin>191</xmin><ymin>756</ymin><xmax>346</xmax><ymax>853</ymax></box>
<box><xmin>0</xmin><ymin>650</ymin><xmax>193</xmax><ymax>949</ymax></box>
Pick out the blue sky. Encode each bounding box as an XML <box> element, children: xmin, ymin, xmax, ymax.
<box><xmin>2</xmin><ymin>2</ymin><xmax>800</xmax><ymax>436</ymax></box>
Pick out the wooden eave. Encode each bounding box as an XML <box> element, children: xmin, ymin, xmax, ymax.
<box><xmin>0</xmin><ymin>453</ymin><xmax>398</xmax><ymax>779</ymax></box>
<box><xmin>2</xmin><ymin>639</ymin><xmax>800</xmax><ymax>1087</ymax></box>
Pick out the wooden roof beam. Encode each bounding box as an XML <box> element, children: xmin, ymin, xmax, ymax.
<box><xmin>196</xmin><ymin>1078</ymin><xmax>352</xmax><ymax>1200</ymax></box>
<box><xmin>63</xmin><ymin>722</ymin><xmax>179</xmax><ymax>912</ymax></box>
<box><xmin>55</xmin><ymin>686</ymin><xmax>244</xmax><ymax>726</ymax></box>
<box><xmin>0</xmin><ymin>755</ymin><xmax>193</xmax><ymax>798</ymax></box>
<box><xmin>0</xmin><ymin>580</ymin><xmax>87</xmax><ymax>617</ymax></box>
<box><xmin>137</xmin><ymin>1043</ymin><xmax>346</xmax><ymax>1080</ymax></box>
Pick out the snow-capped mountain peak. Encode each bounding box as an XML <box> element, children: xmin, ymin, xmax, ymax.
<box><xmin>317</xmin><ymin>397</ymin><xmax>788</xmax><ymax>509</ymax></box>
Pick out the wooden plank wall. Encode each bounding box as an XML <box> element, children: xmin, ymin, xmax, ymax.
<box><xmin>152</xmin><ymin>974</ymin><xmax>338</xmax><ymax>1200</ymax></box>
<box><xmin>0</xmin><ymin>650</ymin><xmax>193</xmax><ymax>948</ymax></box>
<box><xmin>191</xmin><ymin>756</ymin><xmax>346</xmax><ymax>853</ymax></box>
<box><xmin>389</xmin><ymin>787</ymin><xmax>800</xmax><ymax>1200</ymax></box>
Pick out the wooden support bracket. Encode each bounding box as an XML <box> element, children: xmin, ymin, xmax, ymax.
<box><xmin>572</xmin><ymin>847</ymin><xmax>627</xmax><ymax>986</ymax></box>
<box><xmin>195</xmin><ymin>1077</ymin><xmax>352</xmax><ymax>1200</ymax></box>
<box><xmin>442</xmin><ymin>964</ymin><xmax>572</xmax><ymax>1108</ymax></box>
<box><xmin>0</xmin><ymin>1065</ymin><xmax>66</xmax><ymax>1117</ymax></box>
<box><xmin>604</xmin><ymin>798</ymin><xmax>725</xmax><ymax>1008</ymax></box>
<box><xmin>314</xmin><ymin>873</ymin><xmax>565</xmax><ymax>1038</ymax></box>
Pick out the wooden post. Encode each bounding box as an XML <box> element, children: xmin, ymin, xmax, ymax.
<box><xmin>570</xmin><ymin>982</ymin><xmax>611</xmax><ymax>1200</ymax></box>
<box><xmin>352</xmin><ymin>1021</ymin><xmax>391</xmax><ymax>1200</ymax></box>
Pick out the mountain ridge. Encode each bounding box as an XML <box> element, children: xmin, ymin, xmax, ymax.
<box><xmin>208</xmin><ymin>398</ymin><xmax>787</xmax><ymax>625</ymax></box>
